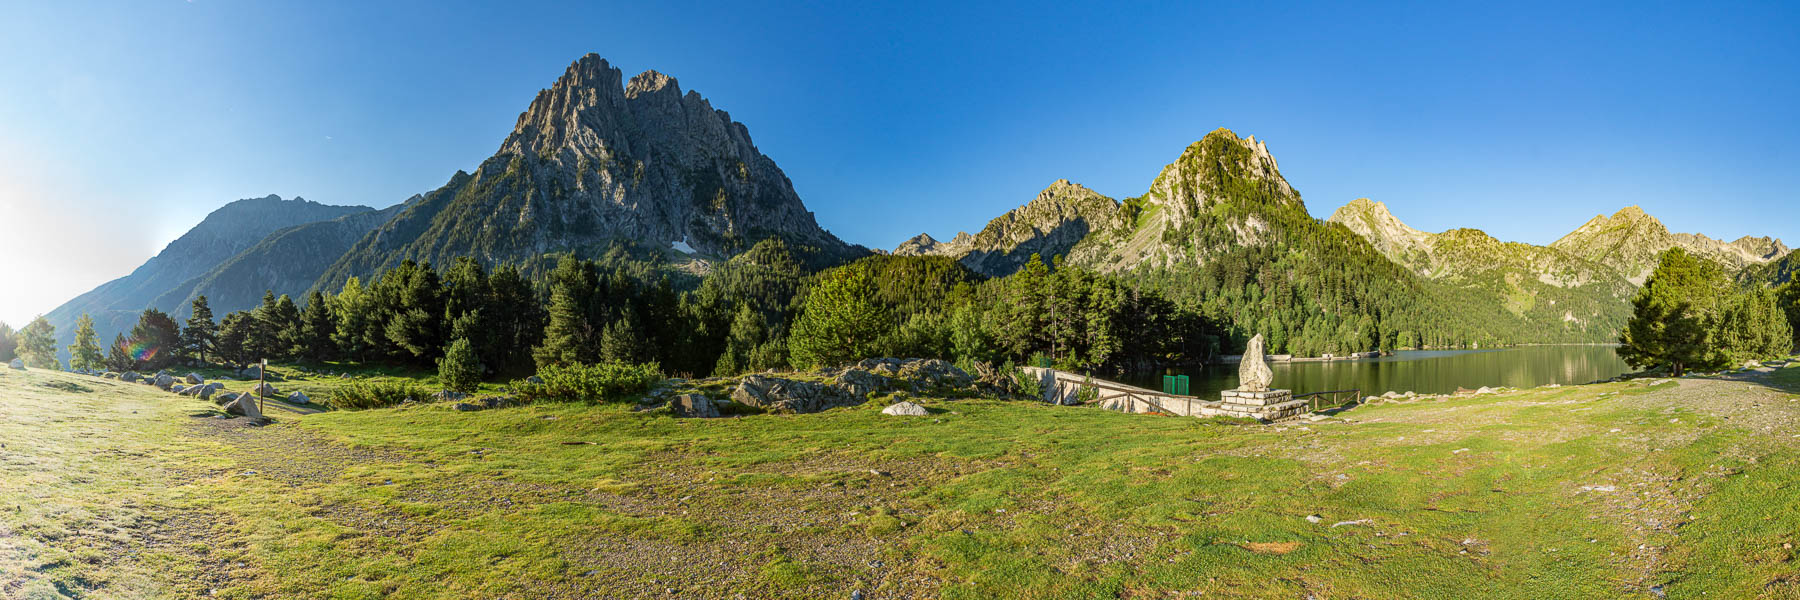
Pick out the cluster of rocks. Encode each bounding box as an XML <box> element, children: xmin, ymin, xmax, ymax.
<box><xmin>729</xmin><ymin>358</ymin><xmax>973</xmax><ymax>414</ymax></box>
<box><xmin>642</xmin><ymin>358</ymin><xmax>971</xmax><ymax>419</ymax></box>
<box><xmin>423</xmin><ymin>389</ymin><xmax>516</xmax><ymax>412</ymax></box>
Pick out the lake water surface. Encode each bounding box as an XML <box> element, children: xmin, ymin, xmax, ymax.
<box><xmin>1121</xmin><ymin>345</ymin><xmax>1632</xmax><ymax>398</ymax></box>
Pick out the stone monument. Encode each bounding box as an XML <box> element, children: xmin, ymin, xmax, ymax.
<box><xmin>1218</xmin><ymin>334</ymin><xmax>1307</xmax><ymax>421</ymax></box>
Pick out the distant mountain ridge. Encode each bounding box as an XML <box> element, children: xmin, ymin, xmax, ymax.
<box><xmin>1550</xmin><ymin>205</ymin><xmax>1787</xmax><ymax>284</ymax></box>
<box><xmin>42</xmin><ymin>195</ymin><xmax>372</xmax><ymax>358</ymax></box>
<box><xmin>891</xmin><ymin>179</ymin><xmax>1119</xmax><ymax>276</ymax></box>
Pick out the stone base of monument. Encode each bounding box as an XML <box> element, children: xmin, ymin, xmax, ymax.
<box><xmin>1216</xmin><ymin>389</ymin><xmax>1308</xmax><ymax>421</ymax></box>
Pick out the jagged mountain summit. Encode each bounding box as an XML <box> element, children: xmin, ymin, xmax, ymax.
<box><xmin>316</xmin><ymin>54</ymin><xmax>862</xmax><ymax>290</ymax></box>
<box><xmin>1550</xmin><ymin>205</ymin><xmax>1787</xmax><ymax>284</ymax></box>
<box><xmin>43</xmin><ymin>195</ymin><xmax>372</xmax><ymax>358</ymax></box>
<box><xmin>892</xmin><ymin>179</ymin><xmax>1120</xmax><ymax>276</ymax></box>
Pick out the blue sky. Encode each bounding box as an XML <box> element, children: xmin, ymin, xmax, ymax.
<box><xmin>1</xmin><ymin>0</ymin><xmax>1797</xmax><ymax>325</ymax></box>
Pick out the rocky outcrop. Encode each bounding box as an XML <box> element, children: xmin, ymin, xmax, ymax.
<box><xmin>224</xmin><ymin>395</ymin><xmax>263</xmax><ymax>420</ymax></box>
<box><xmin>728</xmin><ymin>359</ymin><xmax>974</xmax><ymax>414</ymax></box>
<box><xmin>670</xmin><ymin>394</ymin><xmax>720</xmax><ymax>418</ymax></box>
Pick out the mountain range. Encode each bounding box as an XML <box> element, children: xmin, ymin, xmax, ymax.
<box><xmin>37</xmin><ymin>54</ymin><xmax>1795</xmax><ymax>359</ymax></box>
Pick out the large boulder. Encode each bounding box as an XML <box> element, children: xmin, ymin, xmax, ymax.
<box><xmin>154</xmin><ymin>373</ymin><xmax>175</xmax><ymax>390</ymax></box>
<box><xmin>184</xmin><ymin>373</ymin><xmax>204</xmax><ymax>385</ymax></box>
<box><xmin>224</xmin><ymin>395</ymin><xmax>264</xmax><ymax>419</ymax></box>
<box><xmin>172</xmin><ymin>384</ymin><xmax>188</xmax><ymax>394</ymax></box>
<box><xmin>670</xmin><ymin>394</ymin><xmax>720</xmax><ymax>418</ymax></box>
<box><xmin>732</xmin><ymin>375</ymin><xmax>862</xmax><ymax>414</ymax></box>
<box><xmin>241</xmin><ymin>365</ymin><xmax>262</xmax><ymax>380</ymax></box>
<box><xmin>896</xmin><ymin>359</ymin><xmax>973</xmax><ymax>390</ymax></box>
<box><xmin>121</xmin><ymin>372</ymin><xmax>141</xmax><ymax>383</ymax></box>
<box><xmin>8</xmin><ymin>358</ymin><xmax>24</xmax><ymax>370</ymax></box>
<box><xmin>287</xmin><ymin>391</ymin><xmax>310</xmax><ymax>405</ymax></box>
<box><xmin>213</xmin><ymin>391</ymin><xmax>239</xmax><ymax>406</ymax></box>
<box><xmin>249</xmin><ymin>382</ymin><xmax>279</xmax><ymax>397</ymax></box>
<box><xmin>102</xmin><ymin>372</ymin><xmax>119</xmax><ymax>379</ymax></box>
<box><xmin>881</xmin><ymin>401</ymin><xmax>929</xmax><ymax>416</ymax></box>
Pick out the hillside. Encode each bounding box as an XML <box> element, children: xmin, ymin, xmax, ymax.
<box><xmin>1328</xmin><ymin>198</ymin><xmax>1636</xmax><ymax>337</ymax></box>
<box><xmin>8</xmin><ymin>354</ymin><xmax>1800</xmax><ymax>598</ymax></box>
<box><xmin>42</xmin><ymin>195</ymin><xmax>371</xmax><ymax>356</ymax></box>
<box><xmin>153</xmin><ymin>203</ymin><xmax>406</xmax><ymax>320</ymax></box>
<box><xmin>315</xmin><ymin>54</ymin><xmax>864</xmax><ymax>292</ymax></box>
<box><xmin>891</xmin><ymin>179</ymin><xmax>1120</xmax><ymax>276</ymax></box>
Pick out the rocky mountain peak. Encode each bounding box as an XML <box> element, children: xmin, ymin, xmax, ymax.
<box><xmin>1327</xmin><ymin>198</ymin><xmax>1431</xmax><ymax>268</ymax></box>
<box><xmin>1145</xmin><ymin>128</ymin><xmax>1300</xmax><ymax>220</ymax></box>
<box><xmin>319</xmin><ymin>53</ymin><xmax>861</xmax><ymax>287</ymax></box>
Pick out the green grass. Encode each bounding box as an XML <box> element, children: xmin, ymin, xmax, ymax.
<box><xmin>6</xmin><ymin>364</ymin><xmax>1800</xmax><ymax>597</ymax></box>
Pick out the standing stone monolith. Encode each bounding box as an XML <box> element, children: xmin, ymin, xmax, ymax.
<box><xmin>1238</xmin><ymin>334</ymin><xmax>1274</xmax><ymax>392</ymax></box>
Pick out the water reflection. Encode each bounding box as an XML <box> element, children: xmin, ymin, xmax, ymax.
<box><xmin>1122</xmin><ymin>346</ymin><xmax>1631</xmax><ymax>397</ymax></box>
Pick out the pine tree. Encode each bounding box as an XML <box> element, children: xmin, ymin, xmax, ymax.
<box><xmin>129</xmin><ymin>308</ymin><xmax>182</xmax><ymax>371</ymax></box>
<box><xmin>437</xmin><ymin>337</ymin><xmax>482</xmax><ymax>393</ymax></box>
<box><xmin>534</xmin><ymin>257</ymin><xmax>601</xmax><ymax>368</ymax></box>
<box><xmin>181</xmin><ymin>296</ymin><xmax>218</xmax><ymax>363</ymax></box>
<box><xmin>68</xmin><ymin>313</ymin><xmax>104</xmax><ymax>371</ymax></box>
<box><xmin>215</xmin><ymin>311</ymin><xmax>257</xmax><ymax>367</ymax></box>
<box><xmin>106</xmin><ymin>333</ymin><xmax>133</xmax><ymax>372</ymax></box>
<box><xmin>331</xmin><ymin>277</ymin><xmax>371</xmax><ymax>361</ymax></box>
<box><xmin>599</xmin><ymin>316</ymin><xmax>647</xmax><ymax>365</ymax></box>
<box><xmin>298</xmin><ymin>290</ymin><xmax>337</xmax><ymax>362</ymax></box>
<box><xmin>1617</xmin><ymin>249</ymin><xmax>1727</xmax><ymax>375</ymax></box>
<box><xmin>0</xmin><ymin>322</ymin><xmax>17</xmax><ymax>363</ymax></box>
<box><xmin>17</xmin><ymin>316</ymin><xmax>57</xmax><ymax>369</ymax></box>
<box><xmin>788</xmin><ymin>266</ymin><xmax>888</xmax><ymax>369</ymax></box>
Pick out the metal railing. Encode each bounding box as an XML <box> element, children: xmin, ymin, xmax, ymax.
<box><xmin>1293</xmin><ymin>388</ymin><xmax>1362</xmax><ymax>414</ymax></box>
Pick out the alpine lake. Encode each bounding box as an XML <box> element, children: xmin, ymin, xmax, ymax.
<box><xmin>1123</xmin><ymin>345</ymin><xmax>1633</xmax><ymax>398</ymax></box>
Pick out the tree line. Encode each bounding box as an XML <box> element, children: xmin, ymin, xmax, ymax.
<box><xmin>1617</xmin><ymin>248</ymin><xmax>1798</xmax><ymax>375</ymax></box>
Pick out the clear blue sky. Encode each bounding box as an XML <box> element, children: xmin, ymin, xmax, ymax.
<box><xmin>1</xmin><ymin>0</ymin><xmax>1797</xmax><ymax>326</ymax></box>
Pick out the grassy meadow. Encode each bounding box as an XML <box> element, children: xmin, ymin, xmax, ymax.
<box><xmin>3</xmin><ymin>362</ymin><xmax>1800</xmax><ymax>598</ymax></box>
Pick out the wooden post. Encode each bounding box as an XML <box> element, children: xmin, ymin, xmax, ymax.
<box><xmin>258</xmin><ymin>358</ymin><xmax>267</xmax><ymax>416</ymax></box>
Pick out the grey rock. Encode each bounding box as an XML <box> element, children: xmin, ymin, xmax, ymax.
<box><xmin>224</xmin><ymin>395</ymin><xmax>263</xmax><ymax>419</ymax></box>
<box><xmin>249</xmin><ymin>382</ymin><xmax>279</xmax><ymax>397</ymax></box>
<box><xmin>1238</xmin><ymin>334</ymin><xmax>1274</xmax><ymax>392</ymax></box>
<box><xmin>184</xmin><ymin>373</ymin><xmax>204</xmax><ymax>384</ymax></box>
<box><xmin>669</xmin><ymin>394</ymin><xmax>720</xmax><ymax>418</ymax></box>
<box><xmin>172</xmin><ymin>384</ymin><xmax>188</xmax><ymax>394</ymax></box>
<box><xmin>881</xmin><ymin>401</ymin><xmax>929</xmax><ymax>416</ymax></box>
<box><xmin>121</xmin><ymin>372</ymin><xmax>140</xmax><ymax>383</ymax></box>
<box><xmin>432</xmin><ymin>389</ymin><xmax>469</xmax><ymax>403</ymax></box>
<box><xmin>477</xmin><ymin>396</ymin><xmax>512</xmax><ymax>410</ymax></box>
<box><xmin>8</xmin><ymin>358</ymin><xmax>24</xmax><ymax>370</ymax></box>
<box><xmin>287</xmin><ymin>391</ymin><xmax>310</xmax><ymax>405</ymax></box>
<box><xmin>154</xmin><ymin>373</ymin><xmax>175</xmax><ymax>390</ymax></box>
<box><xmin>450</xmin><ymin>403</ymin><xmax>481</xmax><ymax>412</ymax></box>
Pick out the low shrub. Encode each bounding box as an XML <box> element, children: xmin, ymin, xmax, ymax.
<box><xmin>514</xmin><ymin>361</ymin><xmax>663</xmax><ymax>404</ymax></box>
<box><xmin>328</xmin><ymin>379</ymin><xmax>427</xmax><ymax>410</ymax></box>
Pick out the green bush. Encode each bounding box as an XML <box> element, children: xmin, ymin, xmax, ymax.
<box><xmin>328</xmin><ymin>379</ymin><xmax>427</xmax><ymax>410</ymax></box>
<box><xmin>514</xmin><ymin>361</ymin><xmax>663</xmax><ymax>404</ymax></box>
<box><xmin>437</xmin><ymin>338</ymin><xmax>482</xmax><ymax>393</ymax></box>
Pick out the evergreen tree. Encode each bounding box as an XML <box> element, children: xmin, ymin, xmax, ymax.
<box><xmin>68</xmin><ymin>313</ymin><xmax>104</xmax><ymax>371</ymax></box>
<box><xmin>129</xmin><ymin>308</ymin><xmax>182</xmax><ymax>371</ymax></box>
<box><xmin>181</xmin><ymin>296</ymin><xmax>217</xmax><ymax>363</ymax></box>
<box><xmin>788</xmin><ymin>266</ymin><xmax>888</xmax><ymax>369</ymax></box>
<box><xmin>437</xmin><ymin>337</ymin><xmax>482</xmax><ymax>393</ymax></box>
<box><xmin>1617</xmin><ymin>249</ymin><xmax>1726</xmax><ymax>375</ymax></box>
<box><xmin>215</xmin><ymin>311</ymin><xmax>257</xmax><ymax>367</ymax></box>
<box><xmin>331</xmin><ymin>277</ymin><xmax>372</xmax><ymax>361</ymax></box>
<box><xmin>105</xmin><ymin>333</ymin><xmax>133</xmax><ymax>372</ymax></box>
<box><xmin>599</xmin><ymin>316</ymin><xmax>648</xmax><ymax>364</ymax></box>
<box><xmin>0</xmin><ymin>322</ymin><xmax>16</xmax><ymax>363</ymax></box>
<box><xmin>17</xmin><ymin>316</ymin><xmax>57</xmax><ymax>369</ymax></box>
<box><xmin>1716</xmin><ymin>286</ymin><xmax>1793</xmax><ymax>365</ymax></box>
<box><xmin>298</xmin><ymin>290</ymin><xmax>337</xmax><ymax>362</ymax></box>
<box><xmin>487</xmin><ymin>265</ymin><xmax>543</xmax><ymax>375</ymax></box>
<box><xmin>267</xmin><ymin>294</ymin><xmax>303</xmax><ymax>359</ymax></box>
<box><xmin>534</xmin><ymin>257</ymin><xmax>601</xmax><ymax>368</ymax></box>
<box><xmin>383</xmin><ymin>261</ymin><xmax>446</xmax><ymax>362</ymax></box>
<box><xmin>247</xmin><ymin>291</ymin><xmax>282</xmax><ymax>361</ymax></box>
